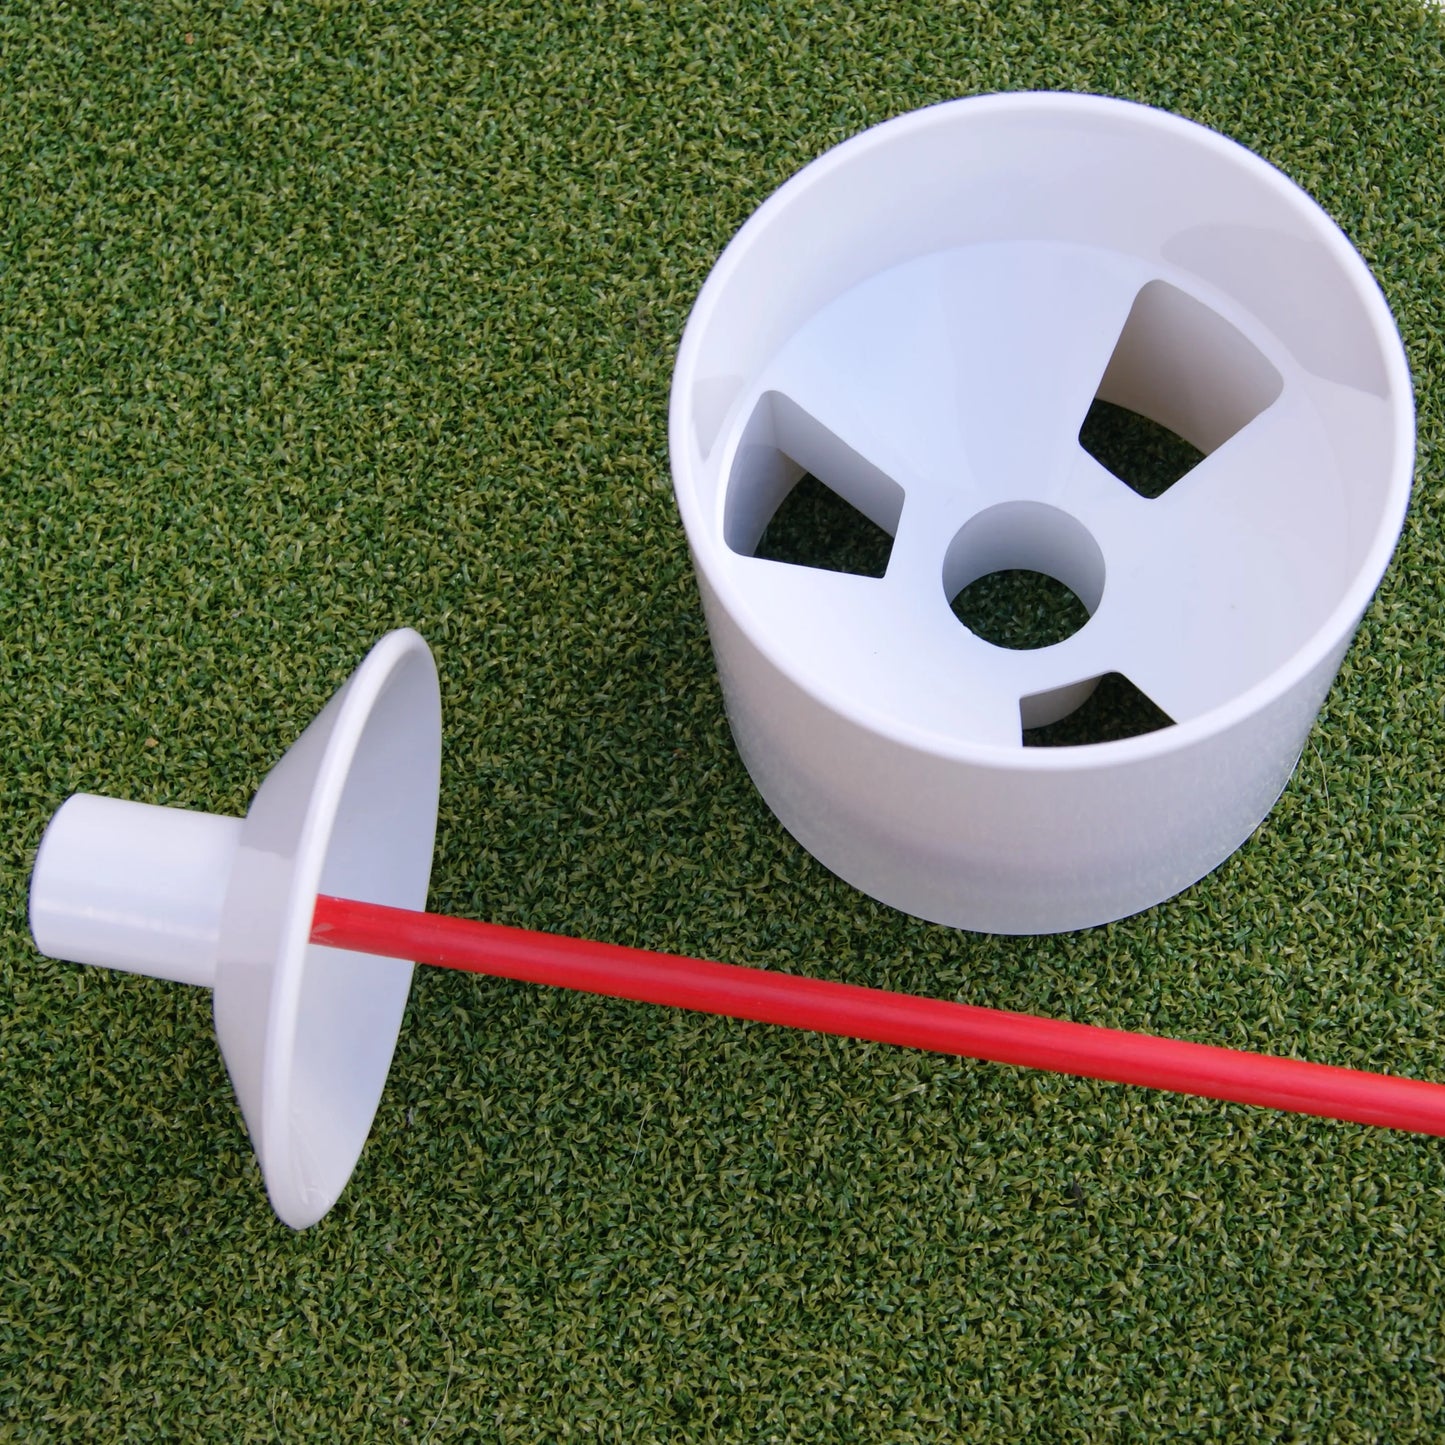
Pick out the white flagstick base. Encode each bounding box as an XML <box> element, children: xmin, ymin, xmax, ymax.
<box><xmin>28</xmin><ymin>629</ymin><xmax>443</xmax><ymax>1230</ymax></box>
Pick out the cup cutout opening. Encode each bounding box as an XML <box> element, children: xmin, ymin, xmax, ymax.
<box><xmin>1082</xmin><ymin>280</ymin><xmax>1283</xmax><ymax>498</ymax></box>
<box><xmin>944</xmin><ymin>503</ymin><xmax>1105</xmax><ymax>651</ymax></box>
<box><xmin>1022</xmin><ymin>673</ymin><xmax>1176</xmax><ymax>746</ymax></box>
<box><xmin>951</xmin><ymin>569</ymin><xmax>1091</xmax><ymax>651</ymax></box>
<box><xmin>1079</xmin><ymin>400</ymin><xmax>1206</xmax><ymax>500</ymax></box>
<box><xmin>725</xmin><ymin>392</ymin><xmax>904</xmax><ymax>578</ymax></box>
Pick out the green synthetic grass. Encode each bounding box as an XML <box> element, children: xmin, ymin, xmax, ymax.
<box><xmin>2</xmin><ymin>0</ymin><xmax>1445</xmax><ymax>1437</ymax></box>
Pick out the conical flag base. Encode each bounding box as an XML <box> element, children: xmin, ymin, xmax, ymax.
<box><xmin>29</xmin><ymin>629</ymin><xmax>441</xmax><ymax>1229</ymax></box>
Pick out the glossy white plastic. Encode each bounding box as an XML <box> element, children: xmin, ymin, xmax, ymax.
<box><xmin>669</xmin><ymin>93</ymin><xmax>1414</xmax><ymax>934</ymax></box>
<box><xmin>29</xmin><ymin>629</ymin><xmax>441</xmax><ymax>1229</ymax></box>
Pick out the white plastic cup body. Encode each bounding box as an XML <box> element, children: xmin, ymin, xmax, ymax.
<box><xmin>669</xmin><ymin>94</ymin><xmax>1414</xmax><ymax>933</ymax></box>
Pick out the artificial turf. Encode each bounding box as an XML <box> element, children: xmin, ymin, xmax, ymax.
<box><xmin>3</xmin><ymin>1</ymin><xmax>1445</xmax><ymax>1438</ymax></box>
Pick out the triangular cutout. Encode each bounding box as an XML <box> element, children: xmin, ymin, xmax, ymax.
<box><xmin>725</xmin><ymin>392</ymin><xmax>904</xmax><ymax>578</ymax></box>
<box><xmin>1022</xmin><ymin>672</ymin><xmax>1174</xmax><ymax>747</ymax></box>
<box><xmin>1082</xmin><ymin>280</ymin><xmax>1282</xmax><ymax>499</ymax></box>
<box><xmin>755</xmin><ymin>472</ymin><xmax>896</xmax><ymax>578</ymax></box>
<box><xmin>1079</xmin><ymin>399</ymin><xmax>1205</xmax><ymax>500</ymax></box>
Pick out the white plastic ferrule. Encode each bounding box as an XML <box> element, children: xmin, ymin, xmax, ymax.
<box><xmin>29</xmin><ymin>794</ymin><xmax>242</xmax><ymax>988</ymax></box>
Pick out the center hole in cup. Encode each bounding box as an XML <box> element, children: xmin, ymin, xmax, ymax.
<box><xmin>944</xmin><ymin>503</ymin><xmax>1105</xmax><ymax>651</ymax></box>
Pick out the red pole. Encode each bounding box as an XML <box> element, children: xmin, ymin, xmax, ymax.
<box><xmin>311</xmin><ymin>893</ymin><xmax>1445</xmax><ymax>1136</ymax></box>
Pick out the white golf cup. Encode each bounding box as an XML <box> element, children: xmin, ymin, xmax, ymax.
<box><xmin>670</xmin><ymin>93</ymin><xmax>1414</xmax><ymax>934</ymax></box>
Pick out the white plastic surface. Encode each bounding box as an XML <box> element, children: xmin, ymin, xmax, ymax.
<box><xmin>669</xmin><ymin>93</ymin><xmax>1414</xmax><ymax>934</ymax></box>
<box><xmin>30</xmin><ymin>797</ymin><xmax>241</xmax><ymax>988</ymax></box>
<box><xmin>27</xmin><ymin>629</ymin><xmax>442</xmax><ymax>1228</ymax></box>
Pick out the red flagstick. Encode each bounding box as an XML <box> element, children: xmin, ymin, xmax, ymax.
<box><xmin>312</xmin><ymin>894</ymin><xmax>1445</xmax><ymax>1136</ymax></box>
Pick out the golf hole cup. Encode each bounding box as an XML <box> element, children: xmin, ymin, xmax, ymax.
<box><xmin>669</xmin><ymin>93</ymin><xmax>1414</xmax><ymax>934</ymax></box>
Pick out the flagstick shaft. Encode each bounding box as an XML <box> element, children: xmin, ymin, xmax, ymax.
<box><xmin>311</xmin><ymin>894</ymin><xmax>1445</xmax><ymax>1136</ymax></box>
